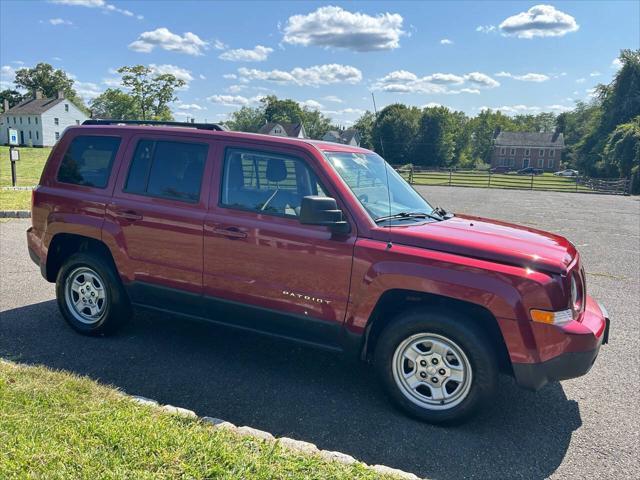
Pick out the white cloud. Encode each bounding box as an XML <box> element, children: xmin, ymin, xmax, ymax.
<box><xmin>374</xmin><ymin>69</ymin><xmax>495</xmax><ymax>94</ymax></box>
<box><xmin>590</xmin><ymin>71</ymin><xmax>601</xmax><ymax>77</ymax></box>
<box><xmin>1</xmin><ymin>65</ymin><xmax>16</xmax><ymax>81</ymax></box>
<box><xmin>149</xmin><ymin>64</ymin><xmax>194</xmax><ymax>83</ymax></box>
<box><xmin>207</xmin><ymin>94</ymin><xmax>265</xmax><ymax>107</ymax></box>
<box><xmin>50</xmin><ymin>0</ymin><xmax>141</xmax><ymax>19</ymax></box>
<box><xmin>586</xmin><ymin>88</ymin><xmax>597</xmax><ymax>98</ymax></box>
<box><xmin>49</xmin><ymin>18</ymin><xmax>73</xmax><ymax>25</ymax></box>
<box><xmin>423</xmin><ymin>102</ymin><xmax>442</xmax><ymax>108</ymax></box>
<box><xmin>219</xmin><ymin>45</ymin><xmax>273</xmax><ymax>62</ymax></box>
<box><xmin>495</xmin><ymin>71</ymin><xmax>550</xmax><ymax>82</ymax></box>
<box><xmin>480</xmin><ymin>104</ymin><xmax>572</xmax><ymax>114</ymax></box>
<box><xmin>323</xmin><ymin>95</ymin><xmax>342</xmax><ymax>103</ymax></box>
<box><xmin>102</xmin><ymin>77</ymin><xmax>121</xmax><ymax>87</ymax></box>
<box><xmin>499</xmin><ymin>4</ymin><xmax>579</xmax><ymax>39</ymax></box>
<box><xmin>223</xmin><ymin>73</ymin><xmax>237</xmax><ymax>80</ymax></box>
<box><xmin>464</xmin><ymin>72</ymin><xmax>500</xmax><ymax>88</ymax></box>
<box><xmin>176</xmin><ymin>103</ymin><xmax>203</xmax><ymax>110</ymax></box>
<box><xmin>199</xmin><ymin>74</ymin><xmax>206</xmax><ymax>80</ymax></box>
<box><xmin>576</xmin><ymin>78</ymin><xmax>586</xmax><ymax>83</ymax></box>
<box><xmin>74</xmin><ymin>80</ymin><xmax>102</xmax><ymax>100</ymax></box>
<box><xmin>226</xmin><ymin>84</ymin><xmax>245</xmax><ymax>93</ymax></box>
<box><xmin>476</xmin><ymin>25</ymin><xmax>496</xmax><ymax>34</ymax></box>
<box><xmin>129</xmin><ymin>28</ymin><xmax>208</xmax><ymax>55</ymax></box>
<box><xmin>300</xmin><ymin>99</ymin><xmax>324</xmax><ymax>110</ymax></box>
<box><xmin>238</xmin><ymin>64</ymin><xmax>362</xmax><ymax>86</ymax></box>
<box><xmin>612</xmin><ymin>58</ymin><xmax>623</xmax><ymax>69</ymax></box>
<box><xmin>212</xmin><ymin>39</ymin><xmax>227</xmax><ymax>50</ymax></box>
<box><xmin>440</xmin><ymin>38</ymin><xmax>453</xmax><ymax>45</ymax></box>
<box><xmin>283</xmin><ymin>5</ymin><xmax>405</xmax><ymax>51</ymax></box>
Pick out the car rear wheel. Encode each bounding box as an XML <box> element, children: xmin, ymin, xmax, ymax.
<box><xmin>374</xmin><ymin>308</ymin><xmax>498</xmax><ymax>424</ymax></box>
<box><xmin>56</xmin><ymin>252</ymin><xmax>131</xmax><ymax>335</ymax></box>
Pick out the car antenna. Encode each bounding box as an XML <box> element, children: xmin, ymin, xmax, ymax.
<box><xmin>371</xmin><ymin>92</ymin><xmax>392</xmax><ymax>250</ymax></box>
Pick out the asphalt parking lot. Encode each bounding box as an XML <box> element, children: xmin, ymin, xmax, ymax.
<box><xmin>1</xmin><ymin>186</ymin><xmax>639</xmax><ymax>480</ymax></box>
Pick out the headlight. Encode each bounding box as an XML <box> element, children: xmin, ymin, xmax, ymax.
<box><xmin>530</xmin><ymin>309</ymin><xmax>574</xmax><ymax>326</ymax></box>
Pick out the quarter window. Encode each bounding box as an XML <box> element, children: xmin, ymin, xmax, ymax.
<box><xmin>57</xmin><ymin>135</ymin><xmax>121</xmax><ymax>188</ymax></box>
<box><xmin>125</xmin><ymin>140</ymin><xmax>208</xmax><ymax>203</ymax></box>
<box><xmin>220</xmin><ymin>148</ymin><xmax>328</xmax><ymax>217</ymax></box>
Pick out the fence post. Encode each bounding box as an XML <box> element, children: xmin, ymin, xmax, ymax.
<box><xmin>409</xmin><ymin>164</ymin><xmax>414</xmax><ymax>184</ymax></box>
<box><xmin>488</xmin><ymin>170</ymin><xmax>492</xmax><ymax>188</ymax></box>
<box><xmin>575</xmin><ymin>176</ymin><xmax>578</xmax><ymax>192</ymax></box>
<box><xmin>449</xmin><ymin>168</ymin><xmax>452</xmax><ymax>186</ymax></box>
<box><xmin>530</xmin><ymin>174</ymin><xmax>534</xmax><ymax>190</ymax></box>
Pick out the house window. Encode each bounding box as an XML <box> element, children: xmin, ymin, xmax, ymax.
<box><xmin>549</xmin><ymin>149</ymin><xmax>555</xmax><ymax>157</ymax></box>
<box><xmin>65</xmin><ymin>104</ymin><xmax>69</xmax><ymax>112</ymax></box>
<box><xmin>54</xmin><ymin>118</ymin><xmax>59</xmax><ymax>126</ymax></box>
<box><xmin>539</xmin><ymin>149</ymin><xmax>544</xmax><ymax>156</ymax></box>
<box><xmin>28</xmin><ymin>117</ymin><xmax>31</xmax><ymax>124</ymax></box>
<box><xmin>537</xmin><ymin>158</ymin><xmax>544</xmax><ymax>168</ymax></box>
<box><xmin>19</xmin><ymin>117</ymin><xmax>22</xmax><ymax>124</ymax></box>
<box><xmin>547</xmin><ymin>158</ymin><xmax>554</xmax><ymax>168</ymax></box>
<box><xmin>500</xmin><ymin>147</ymin><xmax>506</xmax><ymax>155</ymax></box>
<box><xmin>55</xmin><ymin>132</ymin><xmax>60</xmax><ymax>140</ymax></box>
<box><xmin>29</xmin><ymin>131</ymin><xmax>32</xmax><ymax>139</ymax></box>
<box><xmin>523</xmin><ymin>158</ymin><xmax>530</xmax><ymax>168</ymax></box>
<box><xmin>525</xmin><ymin>148</ymin><xmax>530</xmax><ymax>156</ymax></box>
<box><xmin>509</xmin><ymin>158</ymin><xmax>515</xmax><ymax>167</ymax></box>
<box><xmin>510</xmin><ymin>148</ymin><xmax>516</xmax><ymax>155</ymax></box>
<box><xmin>274</xmin><ymin>128</ymin><xmax>282</xmax><ymax>134</ymax></box>
<box><xmin>35</xmin><ymin>117</ymin><xmax>38</xmax><ymax>124</ymax></box>
<box><xmin>76</xmin><ymin>120</ymin><xmax>80</xmax><ymax>125</ymax></box>
<box><xmin>13</xmin><ymin>117</ymin><xmax>16</xmax><ymax>124</ymax></box>
<box><xmin>36</xmin><ymin>131</ymin><xmax>39</xmax><ymax>140</ymax></box>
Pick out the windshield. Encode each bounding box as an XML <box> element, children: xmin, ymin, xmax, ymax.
<box><xmin>324</xmin><ymin>151</ymin><xmax>434</xmax><ymax>223</ymax></box>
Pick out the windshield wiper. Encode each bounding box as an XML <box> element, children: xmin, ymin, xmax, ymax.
<box><xmin>375</xmin><ymin>211</ymin><xmax>443</xmax><ymax>223</ymax></box>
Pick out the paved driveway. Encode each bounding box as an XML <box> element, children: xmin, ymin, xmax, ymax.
<box><xmin>1</xmin><ymin>187</ymin><xmax>638</xmax><ymax>479</ymax></box>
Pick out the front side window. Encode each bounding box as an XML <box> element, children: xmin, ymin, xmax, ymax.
<box><xmin>325</xmin><ymin>151</ymin><xmax>433</xmax><ymax>223</ymax></box>
<box><xmin>57</xmin><ymin>135</ymin><xmax>121</xmax><ymax>188</ymax></box>
<box><xmin>125</xmin><ymin>140</ymin><xmax>208</xmax><ymax>203</ymax></box>
<box><xmin>221</xmin><ymin>149</ymin><xmax>327</xmax><ymax>217</ymax></box>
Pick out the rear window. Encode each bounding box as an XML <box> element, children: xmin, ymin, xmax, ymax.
<box><xmin>125</xmin><ymin>140</ymin><xmax>208</xmax><ymax>203</ymax></box>
<box><xmin>57</xmin><ymin>135</ymin><xmax>121</xmax><ymax>188</ymax></box>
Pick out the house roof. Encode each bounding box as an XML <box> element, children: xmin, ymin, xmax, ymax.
<box><xmin>494</xmin><ymin>131</ymin><xmax>565</xmax><ymax>147</ymax></box>
<box><xmin>3</xmin><ymin>97</ymin><xmax>65</xmax><ymax>115</ymax></box>
<box><xmin>258</xmin><ymin>122</ymin><xmax>305</xmax><ymax>137</ymax></box>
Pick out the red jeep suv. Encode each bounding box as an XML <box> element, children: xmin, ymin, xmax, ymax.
<box><xmin>27</xmin><ymin>120</ymin><xmax>610</xmax><ymax>424</ymax></box>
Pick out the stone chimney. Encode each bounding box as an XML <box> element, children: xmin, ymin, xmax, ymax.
<box><xmin>2</xmin><ymin>99</ymin><xmax>9</xmax><ymax>113</ymax></box>
<box><xmin>57</xmin><ymin>90</ymin><xmax>65</xmax><ymax>99</ymax></box>
<box><xmin>35</xmin><ymin>89</ymin><xmax>43</xmax><ymax>100</ymax></box>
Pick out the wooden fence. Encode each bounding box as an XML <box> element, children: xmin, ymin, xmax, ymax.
<box><xmin>394</xmin><ymin>165</ymin><xmax>630</xmax><ymax>195</ymax></box>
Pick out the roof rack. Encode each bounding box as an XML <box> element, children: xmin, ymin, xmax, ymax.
<box><xmin>83</xmin><ymin>119</ymin><xmax>228</xmax><ymax>131</ymax></box>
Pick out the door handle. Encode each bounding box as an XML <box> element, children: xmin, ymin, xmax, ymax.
<box><xmin>114</xmin><ymin>209</ymin><xmax>143</xmax><ymax>221</ymax></box>
<box><xmin>211</xmin><ymin>226</ymin><xmax>247</xmax><ymax>239</ymax></box>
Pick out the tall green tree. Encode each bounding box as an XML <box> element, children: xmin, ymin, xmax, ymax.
<box><xmin>89</xmin><ymin>88</ymin><xmax>140</xmax><ymax>119</ymax></box>
<box><xmin>0</xmin><ymin>89</ymin><xmax>26</xmax><ymax>111</ymax></box>
<box><xmin>372</xmin><ymin>104</ymin><xmax>421</xmax><ymax>165</ymax></box>
<box><xmin>413</xmin><ymin>106</ymin><xmax>457</xmax><ymax>167</ymax></box>
<box><xmin>226</xmin><ymin>105</ymin><xmax>265</xmax><ymax>132</ymax></box>
<box><xmin>352</xmin><ymin>111</ymin><xmax>375</xmax><ymax>149</ymax></box>
<box><xmin>12</xmin><ymin>63</ymin><xmax>87</xmax><ymax>112</ymax></box>
<box><xmin>117</xmin><ymin>65</ymin><xmax>185</xmax><ymax>120</ymax></box>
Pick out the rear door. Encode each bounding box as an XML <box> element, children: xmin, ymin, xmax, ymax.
<box><xmin>202</xmin><ymin>143</ymin><xmax>356</xmax><ymax>345</ymax></box>
<box><xmin>106</xmin><ymin>134</ymin><xmax>216</xmax><ymax>309</ymax></box>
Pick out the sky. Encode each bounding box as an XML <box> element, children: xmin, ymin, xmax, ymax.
<box><xmin>1</xmin><ymin>1</ymin><xmax>638</xmax><ymax>126</ymax></box>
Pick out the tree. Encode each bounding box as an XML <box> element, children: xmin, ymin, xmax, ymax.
<box><xmin>413</xmin><ymin>106</ymin><xmax>457</xmax><ymax>167</ymax></box>
<box><xmin>117</xmin><ymin>65</ymin><xmax>185</xmax><ymax>120</ymax></box>
<box><xmin>603</xmin><ymin>116</ymin><xmax>640</xmax><ymax>192</ymax></box>
<box><xmin>301</xmin><ymin>108</ymin><xmax>333</xmax><ymax>139</ymax></box>
<box><xmin>468</xmin><ymin>109</ymin><xmax>516</xmax><ymax>163</ymax></box>
<box><xmin>89</xmin><ymin>88</ymin><xmax>140</xmax><ymax>119</ymax></box>
<box><xmin>0</xmin><ymin>89</ymin><xmax>26</xmax><ymax>112</ymax></box>
<box><xmin>352</xmin><ymin>111</ymin><xmax>375</xmax><ymax>149</ymax></box>
<box><xmin>262</xmin><ymin>96</ymin><xmax>303</xmax><ymax>124</ymax></box>
<box><xmin>372</xmin><ymin>104</ymin><xmax>421</xmax><ymax>165</ymax></box>
<box><xmin>227</xmin><ymin>105</ymin><xmax>265</xmax><ymax>132</ymax></box>
<box><xmin>13</xmin><ymin>62</ymin><xmax>86</xmax><ymax>112</ymax></box>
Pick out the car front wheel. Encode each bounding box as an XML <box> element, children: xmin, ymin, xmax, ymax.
<box><xmin>374</xmin><ymin>308</ymin><xmax>498</xmax><ymax>424</ymax></box>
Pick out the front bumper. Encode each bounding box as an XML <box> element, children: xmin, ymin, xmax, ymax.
<box><xmin>513</xmin><ymin>296</ymin><xmax>610</xmax><ymax>390</ymax></box>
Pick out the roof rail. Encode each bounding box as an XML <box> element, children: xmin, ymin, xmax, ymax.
<box><xmin>83</xmin><ymin>119</ymin><xmax>228</xmax><ymax>131</ymax></box>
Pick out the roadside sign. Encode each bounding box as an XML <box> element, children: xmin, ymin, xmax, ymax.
<box><xmin>8</xmin><ymin>128</ymin><xmax>18</xmax><ymax>146</ymax></box>
<box><xmin>10</xmin><ymin>148</ymin><xmax>20</xmax><ymax>161</ymax></box>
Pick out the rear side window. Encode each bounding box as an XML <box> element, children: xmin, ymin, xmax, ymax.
<box><xmin>57</xmin><ymin>135</ymin><xmax>121</xmax><ymax>188</ymax></box>
<box><xmin>125</xmin><ymin>140</ymin><xmax>208</xmax><ymax>203</ymax></box>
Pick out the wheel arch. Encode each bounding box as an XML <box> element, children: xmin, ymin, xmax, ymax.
<box><xmin>46</xmin><ymin>233</ymin><xmax>117</xmax><ymax>282</ymax></box>
<box><xmin>361</xmin><ymin>289</ymin><xmax>512</xmax><ymax>374</ymax></box>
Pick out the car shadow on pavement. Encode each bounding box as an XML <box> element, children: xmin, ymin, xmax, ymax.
<box><xmin>0</xmin><ymin>300</ymin><xmax>582</xmax><ymax>480</ymax></box>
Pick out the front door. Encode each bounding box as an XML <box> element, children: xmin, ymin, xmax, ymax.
<box><xmin>203</xmin><ymin>145</ymin><xmax>356</xmax><ymax>346</ymax></box>
<box><xmin>107</xmin><ymin>134</ymin><xmax>216</xmax><ymax>307</ymax></box>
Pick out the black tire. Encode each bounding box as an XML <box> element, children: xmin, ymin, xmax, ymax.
<box><xmin>374</xmin><ymin>307</ymin><xmax>498</xmax><ymax>425</ymax></box>
<box><xmin>55</xmin><ymin>252</ymin><xmax>131</xmax><ymax>335</ymax></box>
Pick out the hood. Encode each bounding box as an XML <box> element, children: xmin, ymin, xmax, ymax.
<box><xmin>380</xmin><ymin>214</ymin><xmax>576</xmax><ymax>274</ymax></box>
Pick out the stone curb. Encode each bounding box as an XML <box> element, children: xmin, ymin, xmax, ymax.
<box><xmin>132</xmin><ymin>396</ymin><xmax>421</xmax><ymax>479</ymax></box>
<box><xmin>0</xmin><ymin>210</ymin><xmax>31</xmax><ymax>218</ymax></box>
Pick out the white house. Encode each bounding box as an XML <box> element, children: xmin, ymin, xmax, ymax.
<box><xmin>322</xmin><ymin>129</ymin><xmax>361</xmax><ymax>147</ymax></box>
<box><xmin>258</xmin><ymin>122</ymin><xmax>306</xmax><ymax>138</ymax></box>
<box><xmin>1</xmin><ymin>90</ymin><xmax>88</xmax><ymax>147</ymax></box>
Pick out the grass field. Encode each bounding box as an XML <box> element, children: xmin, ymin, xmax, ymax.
<box><xmin>0</xmin><ymin>360</ymin><xmax>391</xmax><ymax>479</ymax></box>
<box><xmin>0</xmin><ymin>146</ymin><xmax>51</xmax><ymax>211</ymax></box>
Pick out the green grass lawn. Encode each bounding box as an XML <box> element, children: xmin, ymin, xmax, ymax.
<box><xmin>0</xmin><ymin>146</ymin><xmax>51</xmax><ymax>211</ymax></box>
<box><xmin>0</xmin><ymin>360</ymin><xmax>391</xmax><ymax>479</ymax></box>
<box><xmin>0</xmin><ymin>146</ymin><xmax>51</xmax><ymax>187</ymax></box>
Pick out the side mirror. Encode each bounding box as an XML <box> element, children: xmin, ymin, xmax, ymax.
<box><xmin>299</xmin><ymin>196</ymin><xmax>350</xmax><ymax>234</ymax></box>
